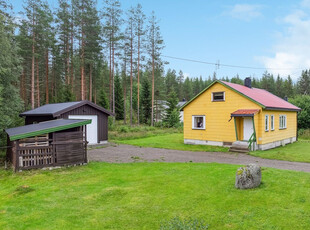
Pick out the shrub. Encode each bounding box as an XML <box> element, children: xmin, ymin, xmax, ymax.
<box><xmin>298</xmin><ymin>128</ymin><xmax>310</xmax><ymax>140</ymax></box>
<box><xmin>289</xmin><ymin>95</ymin><xmax>310</xmax><ymax>129</ymax></box>
<box><xmin>119</xmin><ymin>126</ymin><xmax>129</xmax><ymax>133</ymax></box>
<box><xmin>160</xmin><ymin>217</ymin><xmax>208</xmax><ymax>230</ymax></box>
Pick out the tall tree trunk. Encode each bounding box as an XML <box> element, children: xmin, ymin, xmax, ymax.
<box><xmin>130</xmin><ymin>30</ymin><xmax>133</xmax><ymax>126</ymax></box>
<box><xmin>45</xmin><ymin>50</ymin><xmax>49</xmax><ymax>104</ymax></box>
<box><xmin>89</xmin><ymin>64</ymin><xmax>92</xmax><ymax>101</ymax></box>
<box><xmin>81</xmin><ymin>27</ymin><xmax>85</xmax><ymax>100</ymax></box>
<box><xmin>51</xmin><ymin>60</ymin><xmax>55</xmax><ymax>99</ymax></box>
<box><xmin>112</xmin><ymin>37</ymin><xmax>115</xmax><ymax>117</ymax></box>
<box><xmin>123</xmin><ymin>81</ymin><xmax>127</xmax><ymax>124</ymax></box>
<box><xmin>94</xmin><ymin>88</ymin><xmax>97</xmax><ymax>103</ymax></box>
<box><xmin>31</xmin><ymin>12</ymin><xmax>35</xmax><ymax>109</ymax></box>
<box><xmin>66</xmin><ymin>36</ymin><xmax>70</xmax><ymax>85</ymax></box>
<box><xmin>123</xmin><ymin>54</ymin><xmax>127</xmax><ymax>125</ymax></box>
<box><xmin>36</xmin><ymin>58</ymin><xmax>40</xmax><ymax>107</ymax></box>
<box><xmin>151</xmin><ymin>54</ymin><xmax>155</xmax><ymax>126</ymax></box>
<box><xmin>20</xmin><ymin>68</ymin><xmax>25</xmax><ymax>103</ymax></box>
<box><xmin>70</xmin><ymin>20</ymin><xmax>74</xmax><ymax>91</ymax></box>
<box><xmin>137</xmin><ymin>34</ymin><xmax>140</xmax><ymax>125</ymax></box>
<box><xmin>109</xmin><ymin>35</ymin><xmax>112</xmax><ymax>109</ymax></box>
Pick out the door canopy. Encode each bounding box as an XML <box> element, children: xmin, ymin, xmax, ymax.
<box><xmin>231</xmin><ymin>109</ymin><xmax>260</xmax><ymax>117</ymax></box>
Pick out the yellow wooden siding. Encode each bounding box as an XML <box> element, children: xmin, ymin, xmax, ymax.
<box><xmin>183</xmin><ymin>83</ymin><xmax>261</xmax><ymax>143</ymax></box>
<box><xmin>183</xmin><ymin>82</ymin><xmax>298</xmax><ymax>144</ymax></box>
<box><xmin>258</xmin><ymin>111</ymin><xmax>297</xmax><ymax>144</ymax></box>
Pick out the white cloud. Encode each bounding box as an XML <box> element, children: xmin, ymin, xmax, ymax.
<box><xmin>301</xmin><ymin>0</ymin><xmax>310</xmax><ymax>8</ymax></box>
<box><xmin>259</xmin><ymin>3</ymin><xmax>310</xmax><ymax>79</ymax></box>
<box><xmin>228</xmin><ymin>4</ymin><xmax>263</xmax><ymax>21</ymax></box>
<box><xmin>183</xmin><ymin>72</ymin><xmax>190</xmax><ymax>78</ymax></box>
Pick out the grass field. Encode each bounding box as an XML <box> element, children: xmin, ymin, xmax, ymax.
<box><xmin>113</xmin><ymin>129</ymin><xmax>310</xmax><ymax>163</ymax></box>
<box><xmin>0</xmin><ymin>162</ymin><xmax>309</xmax><ymax>229</ymax></box>
<box><xmin>109</xmin><ymin>123</ymin><xmax>182</xmax><ymax>141</ymax></box>
<box><xmin>250</xmin><ymin>140</ymin><xmax>310</xmax><ymax>163</ymax></box>
<box><xmin>114</xmin><ymin>133</ymin><xmax>229</xmax><ymax>152</ymax></box>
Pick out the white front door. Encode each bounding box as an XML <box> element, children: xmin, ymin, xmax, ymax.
<box><xmin>68</xmin><ymin>115</ymin><xmax>98</xmax><ymax>144</ymax></box>
<box><xmin>243</xmin><ymin>117</ymin><xmax>254</xmax><ymax>141</ymax></box>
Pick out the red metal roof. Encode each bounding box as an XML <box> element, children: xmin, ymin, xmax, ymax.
<box><xmin>231</xmin><ymin>109</ymin><xmax>260</xmax><ymax>116</ymax></box>
<box><xmin>221</xmin><ymin>81</ymin><xmax>301</xmax><ymax>111</ymax></box>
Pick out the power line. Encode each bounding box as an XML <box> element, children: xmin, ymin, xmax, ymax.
<box><xmin>162</xmin><ymin>55</ymin><xmax>306</xmax><ymax>71</ymax></box>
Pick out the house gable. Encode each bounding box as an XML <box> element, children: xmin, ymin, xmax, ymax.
<box><xmin>183</xmin><ymin>82</ymin><xmax>262</xmax><ymax>143</ymax></box>
<box><xmin>181</xmin><ymin>80</ymin><xmax>265</xmax><ymax>111</ymax></box>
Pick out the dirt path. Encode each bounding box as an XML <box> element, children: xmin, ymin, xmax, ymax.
<box><xmin>88</xmin><ymin>144</ymin><xmax>310</xmax><ymax>173</ymax></box>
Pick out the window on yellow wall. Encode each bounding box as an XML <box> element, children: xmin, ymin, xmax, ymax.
<box><xmin>265</xmin><ymin>115</ymin><xmax>269</xmax><ymax>131</ymax></box>
<box><xmin>192</xmin><ymin>115</ymin><xmax>205</xmax><ymax>130</ymax></box>
<box><xmin>271</xmin><ymin>115</ymin><xmax>274</xmax><ymax>131</ymax></box>
<box><xmin>279</xmin><ymin>115</ymin><xmax>287</xmax><ymax>129</ymax></box>
<box><xmin>212</xmin><ymin>92</ymin><xmax>225</xmax><ymax>101</ymax></box>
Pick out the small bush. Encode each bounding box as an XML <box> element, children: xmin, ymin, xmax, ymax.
<box><xmin>160</xmin><ymin>217</ymin><xmax>208</xmax><ymax>230</ymax></box>
<box><xmin>299</xmin><ymin>129</ymin><xmax>310</xmax><ymax>140</ymax></box>
<box><xmin>119</xmin><ymin>126</ymin><xmax>129</xmax><ymax>133</ymax></box>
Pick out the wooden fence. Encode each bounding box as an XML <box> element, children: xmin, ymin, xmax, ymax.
<box><xmin>15</xmin><ymin>130</ymin><xmax>87</xmax><ymax>171</ymax></box>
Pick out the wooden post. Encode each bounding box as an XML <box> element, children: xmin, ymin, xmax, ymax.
<box><xmin>252</xmin><ymin>116</ymin><xmax>257</xmax><ymax>141</ymax></box>
<box><xmin>234</xmin><ymin>117</ymin><xmax>238</xmax><ymax>141</ymax></box>
<box><xmin>15</xmin><ymin>140</ymin><xmax>19</xmax><ymax>172</ymax></box>
<box><xmin>52</xmin><ymin>133</ymin><xmax>56</xmax><ymax>166</ymax></box>
<box><xmin>84</xmin><ymin>125</ymin><xmax>87</xmax><ymax>163</ymax></box>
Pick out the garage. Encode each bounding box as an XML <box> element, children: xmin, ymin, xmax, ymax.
<box><xmin>20</xmin><ymin>100</ymin><xmax>115</xmax><ymax>144</ymax></box>
<box><xmin>68</xmin><ymin>115</ymin><xmax>98</xmax><ymax>144</ymax></box>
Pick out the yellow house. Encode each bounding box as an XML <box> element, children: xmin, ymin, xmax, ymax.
<box><xmin>180</xmin><ymin>78</ymin><xmax>301</xmax><ymax>151</ymax></box>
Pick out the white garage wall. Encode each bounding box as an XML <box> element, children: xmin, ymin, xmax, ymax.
<box><xmin>68</xmin><ymin>115</ymin><xmax>98</xmax><ymax>144</ymax></box>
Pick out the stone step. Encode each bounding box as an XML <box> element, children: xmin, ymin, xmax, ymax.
<box><xmin>229</xmin><ymin>147</ymin><xmax>249</xmax><ymax>153</ymax></box>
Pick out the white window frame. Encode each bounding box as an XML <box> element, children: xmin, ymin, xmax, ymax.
<box><xmin>212</xmin><ymin>92</ymin><xmax>225</xmax><ymax>102</ymax></box>
<box><xmin>192</xmin><ymin>115</ymin><xmax>206</xmax><ymax>130</ymax></box>
<box><xmin>270</xmin><ymin>115</ymin><xmax>274</xmax><ymax>131</ymax></box>
<box><xmin>265</xmin><ymin>115</ymin><xmax>269</xmax><ymax>131</ymax></box>
<box><xmin>279</xmin><ymin>115</ymin><xmax>287</xmax><ymax>129</ymax></box>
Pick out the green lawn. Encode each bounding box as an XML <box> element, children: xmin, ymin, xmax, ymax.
<box><xmin>0</xmin><ymin>163</ymin><xmax>309</xmax><ymax>229</ymax></box>
<box><xmin>115</xmin><ymin>132</ymin><xmax>310</xmax><ymax>163</ymax></box>
<box><xmin>250</xmin><ymin>140</ymin><xmax>310</xmax><ymax>163</ymax></box>
<box><xmin>114</xmin><ymin>133</ymin><xmax>229</xmax><ymax>152</ymax></box>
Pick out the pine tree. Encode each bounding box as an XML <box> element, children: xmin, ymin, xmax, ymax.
<box><xmin>275</xmin><ymin>75</ymin><xmax>284</xmax><ymax>98</ymax></box>
<box><xmin>147</xmin><ymin>11</ymin><xmax>164</xmax><ymax>126</ymax></box>
<box><xmin>183</xmin><ymin>77</ymin><xmax>193</xmax><ymax>100</ymax></box>
<box><xmin>0</xmin><ymin>2</ymin><xmax>23</xmax><ymax>144</ymax></box>
<box><xmin>102</xmin><ymin>0</ymin><xmax>122</xmax><ymax>114</ymax></box>
<box><xmin>164</xmin><ymin>90</ymin><xmax>179</xmax><ymax>127</ymax></box>
<box><xmin>284</xmin><ymin>75</ymin><xmax>294</xmax><ymax>98</ymax></box>
<box><xmin>125</xmin><ymin>6</ymin><xmax>135</xmax><ymax>125</ymax></box>
<box><xmin>114</xmin><ymin>73</ymin><xmax>124</xmax><ymax>120</ymax></box>
<box><xmin>298</xmin><ymin>70</ymin><xmax>310</xmax><ymax>95</ymax></box>
<box><xmin>56</xmin><ymin>0</ymin><xmax>72</xmax><ymax>87</ymax></box>
<box><xmin>97</xmin><ymin>88</ymin><xmax>109</xmax><ymax>109</ymax></box>
<box><xmin>141</xmin><ymin>77</ymin><xmax>151</xmax><ymax>124</ymax></box>
<box><xmin>176</xmin><ymin>70</ymin><xmax>184</xmax><ymax>100</ymax></box>
<box><xmin>134</xmin><ymin>4</ymin><xmax>146</xmax><ymax>125</ymax></box>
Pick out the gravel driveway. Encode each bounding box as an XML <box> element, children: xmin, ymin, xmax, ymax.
<box><xmin>88</xmin><ymin>144</ymin><xmax>310</xmax><ymax>173</ymax></box>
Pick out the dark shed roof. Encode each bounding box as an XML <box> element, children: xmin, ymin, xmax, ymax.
<box><xmin>20</xmin><ymin>100</ymin><xmax>115</xmax><ymax>117</ymax></box>
<box><xmin>6</xmin><ymin>119</ymin><xmax>91</xmax><ymax>141</ymax></box>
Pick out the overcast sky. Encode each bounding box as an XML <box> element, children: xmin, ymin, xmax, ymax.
<box><xmin>10</xmin><ymin>0</ymin><xmax>310</xmax><ymax>81</ymax></box>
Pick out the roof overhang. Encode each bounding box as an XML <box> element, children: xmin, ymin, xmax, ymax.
<box><xmin>231</xmin><ymin>109</ymin><xmax>260</xmax><ymax>117</ymax></box>
<box><xmin>19</xmin><ymin>100</ymin><xmax>115</xmax><ymax>117</ymax></box>
<box><xmin>6</xmin><ymin>119</ymin><xmax>91</xmax><ymax>141</ymax></box>
<box><xmin>264</xmin><ymin>107</ymin><xmax>301</xmax><ymax>112</ymax></box>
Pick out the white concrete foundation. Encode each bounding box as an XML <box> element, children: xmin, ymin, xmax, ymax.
<box><xmin>257</xmin><ymin>137</ymin><xmax>296</xmax><ymax>150</ymax></box>
<box><xmin>184</xmin><ymin>136</ymin><xmax>296</xmax><ymax>151</ymax></box>
<box><xmin>184</xmin><ymin>139</ymin><xmax>224</xmax><ymax>146</ymax></box>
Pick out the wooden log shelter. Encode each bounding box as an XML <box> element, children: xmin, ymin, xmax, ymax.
<box><xmin>5</xmin><ymin>119</ymin><xmax>91</xmax><ymax>171</ymax></box>
<box><xmin>20</xmin><ymin>100</ymin><xmax>115</xmax><ymax>144</ymax></box>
